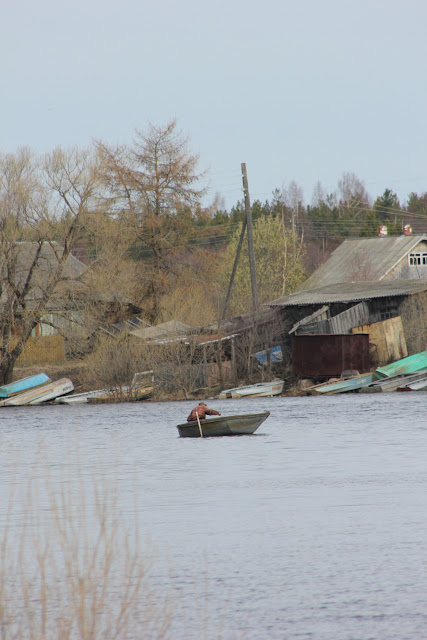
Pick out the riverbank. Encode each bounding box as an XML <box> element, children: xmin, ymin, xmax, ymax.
<box><xmin>12</xmin><ymin>361</ymin><xmax>219</xmax><ymax>402</ymax></box>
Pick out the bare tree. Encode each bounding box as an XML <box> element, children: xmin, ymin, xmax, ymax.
<box><xmin>0</xmin><ymin>147</ymin><xmax>101</xmax><ymax>383</ymax></box>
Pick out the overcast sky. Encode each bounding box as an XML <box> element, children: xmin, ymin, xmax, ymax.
<box><xmin>2</xmin><ymin>0</ymin><xmax>426</xmax><ymax>209</ymax></box>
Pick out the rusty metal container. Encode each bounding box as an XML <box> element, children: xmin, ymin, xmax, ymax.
<box><xmin>292</xmin><ymin>334</ymin><xmax>370</xmax><ymax>378</ymax></box>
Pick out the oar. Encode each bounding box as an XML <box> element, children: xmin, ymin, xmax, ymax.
<box><xmin>196</xmin><ymin>409</ymin><xmax>204</xmax><ymax>438</ymax></box>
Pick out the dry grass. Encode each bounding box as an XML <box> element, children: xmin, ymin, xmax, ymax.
<box><xmin>0</xmin><ymin>455</ymin><xmax>173</xmax><ymax>640</ymax></box>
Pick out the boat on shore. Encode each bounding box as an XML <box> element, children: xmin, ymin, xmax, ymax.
<box><xmin>396</xmin><ymin>374</ymin><xmax>427</xmax><ymax>392</ymax></box>
<box><xmin>0</xmin><ymin>373</ymin><xmax>50</xmax><ymax>398</ymax></box>
<box><xmin>360</xmin><ymin>369</ymin><xmax>427</xmax><ymax>393</ymax></box>
<box><xmin>177</xmin><ymin>411</ymin><xmax>270</xmax><ymax>438</ymax></box>
<box><xmin>216</xmin><ymin>380</ymin><xmax>283</xmax><ymax>399</ymax></box>
<box><xmin>87</xmin><ymin>385</ymin><xmax>154</xmax><ymax>404</ymax></box>
<box><xmin>0</xmin><ymin>378</ymin><xmax>74</xmax><ymax>406</ymax></box>
<box><xmin>306</xmin><ymin>372</ymin><xmax>373</xmax><ymax>395</ymax></box>
<box><xmin>55</xmin><ymin>387</ymin><xmax>113</xmax><ymax>404</ymax></box>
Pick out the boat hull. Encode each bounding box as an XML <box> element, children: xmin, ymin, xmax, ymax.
<box><xmin>87</xmin><ymin>385</ymin><xmax>154</xmax><ymax>404</ymax></box>
<box><xmin>0</xmin><ymin>378</ymin><xmax>74</xmax><ymax>406</ymax></box>
<box><xmin>0</xmin><ymin>373</ymin><xmax>51</xmax><ymax>398</ymax></box>
<box><xmin>217</xmin><ymin>381</ymin><xmax>283</xmax><ymax>399</ymax></box>
<box><xmin>308</xmin><ymin>372</ymin><xmax>373</xmax><ymax>395</ymax></box>
<box><xmin>177</xmin><ymin>411</ymin><xmax>270</xmax><ymax>438</ymax></box>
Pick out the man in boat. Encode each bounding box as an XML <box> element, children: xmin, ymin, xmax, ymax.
<box><xmin>187</xmin><ymin>402</ymin><xmax>221</xmax><ymax>422</ymax></box>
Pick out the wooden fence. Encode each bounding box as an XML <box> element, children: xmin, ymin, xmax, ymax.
<box><xmin>16</xmin><ymin>335</ymin><xmax>65</xmax><ymax>365</ymax></box>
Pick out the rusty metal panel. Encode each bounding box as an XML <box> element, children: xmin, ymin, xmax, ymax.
<box><xmin>292</xmin><ymin>334</ymin><xmax>370</xmax><ymax>378</ymax></box>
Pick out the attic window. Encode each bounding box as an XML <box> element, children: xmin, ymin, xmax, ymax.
<box><xmin>409</xmin><ymin>252</ymin><xmax>427</xmax><ymax>266</ymax></box>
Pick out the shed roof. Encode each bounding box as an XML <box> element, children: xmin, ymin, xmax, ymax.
<box><xmin>300</xmin><ymin>235</ymin><xmax>427</xmax><ymax>290</ymax></box>
<box><xmin>268</xmin><ymin>279</ymin><xmax>427</xmax><ymax>307</ymax></box>
<box><xmin>130</xmin><ymin>319</ymin><xmax>193</xmax><ymax>341</ymax></box>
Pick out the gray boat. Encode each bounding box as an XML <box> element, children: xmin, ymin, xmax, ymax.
<box><xmin>177</xmin><ymin>411</ymin><xmax>270</xmax><ymax>438</ymax></box>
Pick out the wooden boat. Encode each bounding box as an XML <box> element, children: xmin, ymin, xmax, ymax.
<box><xmin>87</xmin><ymin>385</ymin><xmax>154</xmax><ymax>404</ymax></box>
<box><xmin>216</xmin><ymin>380</ymin><xmax>283</xmax><ymax>399</ymax></box>
<box><xmin>58</xmin><ymin>372</ymin><xmax>155</xmax><ymax>405</ymax></box>
<box><xmin>306</xmin><ymin>372</ymin><xmax>373</xmax><ymax>395</ymax></box>
<box><xmin>177</xmin><ymin>411</ymin><xmax>270</xmax><ymax>438</ymax></box>
<box><xmin>0</xmin><ymin>378</ymin><xmax>74</xmax><ymax>406</ymax></box>
<box><xmin>0</xmin><ymin>373</ymin><xmax>50</xmax><ymax>398</ymax></box>
<box><xmin>55</xmin><ymin>387</ymin><xmax>114</xmax><ymax>404</ymax></box>
<box><xmin>396</xmin><ymin>375</ymin><xmax>427</xmax><ymax>392</ymax></box>
<box><xmin>360</xmin><ymin>370</ymin><xmax>427</xmax><ymax>393</ymax></box>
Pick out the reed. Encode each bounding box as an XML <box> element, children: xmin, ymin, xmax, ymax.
<box><xmin>0</xmin><ymin>454</ymin><xmax>172</xmax><ymax>640</ymax></box>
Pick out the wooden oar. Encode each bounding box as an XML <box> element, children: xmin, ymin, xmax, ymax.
<box><xmin>196</xmin><ymin>409</ymin><xmax>204</xmax><ymax>438</ymax></box>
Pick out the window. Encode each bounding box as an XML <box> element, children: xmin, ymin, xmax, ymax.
<box><xmin>409</xmin><ymin>252</ymin><xmax>427</xmax><ymax>266</ymax></box>
<box><xmin>379</xmin><ymin>301</ymin><xmax>398</xmax><ymax>320</ymax></box>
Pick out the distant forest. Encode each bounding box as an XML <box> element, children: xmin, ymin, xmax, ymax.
<box><xmin>209</xmin><ymin>173</ymin><xmax>427</xmax><ymax>276</ymax></box>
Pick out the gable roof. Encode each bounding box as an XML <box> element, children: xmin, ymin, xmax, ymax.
<box><xmin>300</xmin><ymin>235</ymin><xmax>427</xmax><ymax>290</ymax></box>
<box><xmin>268</xmin><ymin>279</ymin><xmax>427</xmax><ymax>307</ymax></box>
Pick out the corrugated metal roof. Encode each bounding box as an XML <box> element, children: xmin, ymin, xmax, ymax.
<box><xmin>299</xmin><ymin>235</ymin><xmax>427</xmax><ymax>290</ymax></box>
<box><xmin>268</xmin><ymin>279</ymin><xmax>427</xmax><ymax>307</ymax></box>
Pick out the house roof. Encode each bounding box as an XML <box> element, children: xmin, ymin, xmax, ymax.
<box><xmin>299</xmin><ymin>235</ymin><xmax>427</xmax><ymax>290</ymax></box>
<box><xmin>130</xmin><ymin>319</ymin><xmax>194</xmax><ymax>341</ymax></box>
<box><xmin>0</xmin><ymin>242</ymin><xmax>88</xmax><ymax>311</ymax></box>
<box><xmin>268</xmin><ymin>279</ymin><xmax>427</xmax><ymax>307</ymax></box>
<box><xmin>14</xmin><ymin>242</ymin><xmax>87</xmax><ymax>284</ymax></box>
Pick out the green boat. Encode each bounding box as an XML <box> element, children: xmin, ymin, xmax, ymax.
<box><xmin>177</xmin><ymin>411</ymin><xmax>270</xmax><ymax>438</ymax></box>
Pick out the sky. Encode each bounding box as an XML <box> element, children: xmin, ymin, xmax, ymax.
<box><xmin>1</xmin><ymin>0</ymin><xmax>427</xmax><ymax>210</ymax></box>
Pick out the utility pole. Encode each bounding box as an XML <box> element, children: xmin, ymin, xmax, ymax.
<box><xmin>241</xmin><ymin>162</ymin><xmax>258</xmax><ymax>311</ymax></box>
<box><xmin>221</xmin><ymin>215</ymin><xmax>247</xmax><ymax>320</ymax></box>
<box><xmin>221</xmin><ymin>163</ymin><xmax>258</xmax><ymax>320</ymax></box>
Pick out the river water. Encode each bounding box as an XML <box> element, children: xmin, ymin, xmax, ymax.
<box><xmin>1</xmin><ymin>392</ymin><xmax>427</xmax><ymax>639</ymax></box>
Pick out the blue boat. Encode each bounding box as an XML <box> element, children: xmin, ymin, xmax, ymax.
<box><xmin>0</xmin><ymin>373</ymin><xmax>51</xmax><ymax>398</ymax></box>
<box><xmin>308</xmin><ymin>372</ymin><xmax>373</xmax><ymax>395</ymax></box>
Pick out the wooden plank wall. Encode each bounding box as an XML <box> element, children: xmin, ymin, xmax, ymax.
<box><xmin>16</xmin><ymin>335</ymin><xmax>65</xmax><ymax>365</ymax></box>
<box><xmin>352</xmin><ymin>316</ymin><xmax>407</xmax><ymax>365</ymax></box>
<box><xmin>297</xmin><ymin>302</ymin><xmax>372</xmax><ymax>335</ymax></box>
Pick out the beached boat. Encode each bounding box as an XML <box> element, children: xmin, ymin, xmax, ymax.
<box><xmin>360</xmin><ymin>369</ymin><xmax>427</xmax><ymax>393</ymax></box>
<box><xmin>396</xmin><ymin>375</ymin><xmax>427</xmax><ymax>392</ymax></box>
<box><xmin>177</xmin><ymin>411</ymin><xmax>270</xmax><ymax>438</ymax></box>
<box><xmin>307</xmin><ymin>372</ymin><xmax>373</xmax><ymax>395</ymax></box>
<box><xmin>0</xmin><ymin>378</ymin><xmax>74</xmax><ymax>406</ymax></box>
<box><xmin>0</xmin><ymin>373</ymin><xmax>50</xmax><ymax>398</ymax></box>
<box><xmin>55</xmin><ymin>387</ymin><xmax>113</xmax><ymax>404</ymax></box>
<box><xmin>216</xmin><ymin>380</ymin><xmax>283</xmax><ymax>399</ymax></box>
<box><xmin>87</xmin><ymin>385</ymin><xmax>154</xmax><ymax>404</ymax></box>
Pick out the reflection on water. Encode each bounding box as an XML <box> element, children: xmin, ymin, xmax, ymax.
<box><xmin>1</xmin><ymin>393</ymin><xmax>427</xmax><ymax>639</ymax></box>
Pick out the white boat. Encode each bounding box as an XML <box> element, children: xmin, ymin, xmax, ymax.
<box><xmin>217</xmin><ymin>380</ymin><xmax>284</xmax><ymax>399</ymax></box>
<box><xmin>0</xmin><ymin>378</ymin><xmax>74</xmax><ymax>406</ymax></box>
<box><xmin>360</xmin><ymin>370</ymin><xmax>427</xmax><ymax>393</ymax></box>
<box><xmin>396</xmin><ymin>375</ymin><xmax>427</xmax><ymax>392</ymax></box>
<box><xmin>55</xmin><ymin>388</ymin><xmax>113</xmax><ymax>404</ymax></box>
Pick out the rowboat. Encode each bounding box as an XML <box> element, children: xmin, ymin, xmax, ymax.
<box><xmin>87</xmin><ymin>385</ymin><xmax>154</xmax><ymax>404</ymax></box>
<box><xmin>396</xmin><ymin>375</ymin><xmax>427</xmax><ymax>392</ymax></box>
<box><xmin>216</xmin><ymin>380</ymin><xmax>283</xmax><ymax>399</ymax></box>
<box><xmin>0</xmin><ymin>373</ymin><xmax>50</xmax><ymax>398</ymax></box>
<box><xmin>360</xmin><ymin>370</ymin><xmax>427</xmax><ymax>393</ymax></box>
<box><xmin>0</xmin><ymin>378</ymin><xmax>74</xmax><ymax>406</ymax></box>
<box><xmin>177</xmin><ymin>411</ymin><xmax>270</xmax><ymax>438</ymax></box>
<box><xmin>55</xmin><ymin>388</ymin><xmax>114</xmax><ymax>404</ymax></box>
<box><xmin>306</xmin><ymin>372</ymin><xmax>373</xmax><ymax>395</ymax></box>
